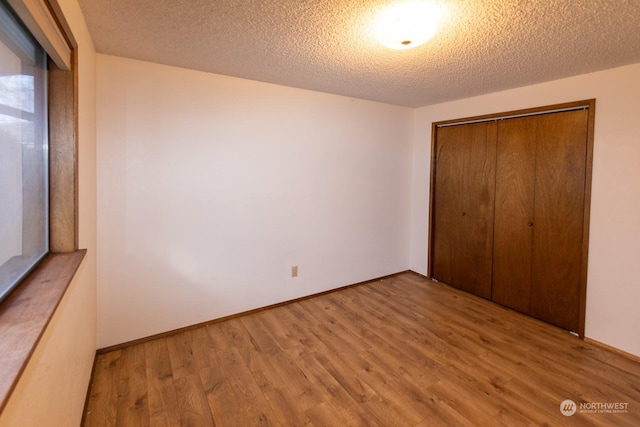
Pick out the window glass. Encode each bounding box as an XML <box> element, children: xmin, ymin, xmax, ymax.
<box><xmin>0</xmin><ymin>0</ymin><xmax>48</xmax><ymax>302</ymax></box>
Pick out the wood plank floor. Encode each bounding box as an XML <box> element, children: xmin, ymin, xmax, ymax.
<box><xmin>83</xmin><ymin>272</ymin><xmax>640</xmax><ymax>426</ymax></box>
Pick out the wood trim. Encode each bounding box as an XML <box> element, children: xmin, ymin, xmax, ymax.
<box><xmin>80</xmin><ymin>353</ymin><xmax>98</xmax><ymax>427</ymax></box>
<box><xmin>97</xmin><ymin>271</ymin><xmax>411</xmax><ymax>354</ymax></box>
<box><xmin>48</xmin><ymin>55</ymin><xmax>77</xmax><ymax>252</ymax></box>
<box><xmin>426</xmin><ymin>122</ymin><xmax>438</xmax><ymax>278</ymax></box>
<box><xmin>0</xmin><ymin>250</ymin><xmax>86</xmax><ymax>412</ymax></box>
<box><xmin>432</xmin><ymin>99</ymin><xmax>594</xmax><ymax>128</ymax></box>
<box><xmin>73</xmin><ymin>47</ymin><xmax>79</xmax><ymax>244</ymax></box>
<box><xmin>428</xmin><ymin>100</ymin><xmax>596</xmax><ymax>336</ymax></box>
<box><xmin>42</xmin><ymin>0</ymin><xmax>77</xmax><ymax>49</ymax></box>
<box><xmin>584</xmin><ymin>337</ymin><xmax>640</xmax><ymax>364</ymax></box>
<box><xmin>6</xmin><ymin>0</ymin><xmax>71</xmax><ymax>70</ymax></box>
<box><xmin>408</xmin><ymin>270</ymin><xmax>428</xmax><ymax>280</ymax></box>
<box><xmin>578</xmin><ymin>99</ymin><xmax>596</xmax><ymax>337</ymax></box>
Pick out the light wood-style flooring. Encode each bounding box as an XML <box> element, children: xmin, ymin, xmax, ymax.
<box><xmin>83</xmin><ymin>272</ymin><xmax>640</xmax><ymax>426</ymax></box>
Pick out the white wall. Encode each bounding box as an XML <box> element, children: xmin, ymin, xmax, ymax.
<box><xmin>410</xmin><ymin>63</ymin><xmax>640</xmax><ymax>357</ymax></box>
<box><xmin>0</xmin><ymin>0</ymin><xmax>97</xmax><ymax>425</ymax></box>
<box><xmin>96</xmin><ymin>55</ymin><xmax>414</xmax><ymax>348</ymax></box>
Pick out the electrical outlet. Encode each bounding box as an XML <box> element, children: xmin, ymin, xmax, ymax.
<box><xmin>291</xmin><ymin>265</ymin><xmax>298</xmax><ymax>277</ymax></box>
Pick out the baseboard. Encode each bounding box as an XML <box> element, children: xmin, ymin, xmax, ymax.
<box><xmin>584</xmin><ymin>337</ymin><xmax>640</xmax><ymax>363</ymax></box>
<box><xmin>96</xmin><ymin>270</ymin><xmax>411</xmax><ymax>354</ymax></box>
<box><xmin>79</xmin><ymin>351</ymin><xmax>98</xmax><ymax>427</ymax></box>
<box><xmin>407</xmin><ymin>270</ymin><xmax>429</xmax><ymax>280</ymax></box>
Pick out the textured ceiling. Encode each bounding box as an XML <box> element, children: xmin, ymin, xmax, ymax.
<box><xmin>78</xmin><ymin>0</ymin><xmax>640</xmax><ymax>107</ymax></box>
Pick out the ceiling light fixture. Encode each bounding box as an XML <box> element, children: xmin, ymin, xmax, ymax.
<box><xmin>373</xmin><ymin>1</ymin><xmax>443</xmax><ymax>50</ymax></box>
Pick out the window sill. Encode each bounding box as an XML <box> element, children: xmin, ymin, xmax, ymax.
<box><xmin>0</xmin><ymin>250</ymin><xmax>86</xmax><ymax>413</ymax></box>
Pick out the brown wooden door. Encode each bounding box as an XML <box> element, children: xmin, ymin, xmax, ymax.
<box><xmin>492</xmin><ymin>116</ymin><xmax>537</xmax><ymax>314</ymax></box>
<box><xmin>431</xmin><ymin>121</ymin><xmax>496</xmax><ymax>299</ymax></box>
<box><xmin>492</xmin><ymin>110</ymin><xmax>588</xmax><ymax>332</ymax></box>
<box><xmin>530</xmin><ymin>110</ymin><xmax>588</xmax><ymax>332</ymax></box>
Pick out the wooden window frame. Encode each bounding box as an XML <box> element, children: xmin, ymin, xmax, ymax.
<box><xmin>0</xmin><ymin>0</ymin><xmax>83</xmax><ymax>413</ymax></box>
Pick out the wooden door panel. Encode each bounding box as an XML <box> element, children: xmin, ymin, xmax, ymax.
<box><xmin>492</xmin><ymin>117</ymin><xmax>537</xmax><ymax>313</ymax></box>
<box><xmin>431</xmin><ymin>126</ymin><xmax>463</xmax><ymax>286</ymax></box>
<box><xmin>432</xmin><ymin>122</ymin><xmax>496</xmax><ymax>299</ymax></box>
<box><xmin>530</xmin><ymin>110</ymin><xmax>588</xmax><ymax>332</ymax></box>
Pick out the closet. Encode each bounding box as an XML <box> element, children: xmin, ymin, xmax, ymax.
<box><xmin>429</xmin><ymin>100</ymin><xmax>594</xmax><ymax>336</ymax></box>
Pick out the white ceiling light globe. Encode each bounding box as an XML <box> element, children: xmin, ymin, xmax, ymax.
<box><xmin>374</xmin><ymin>1</ymin><xmax>443</xmax><ymax>50</ymax></box>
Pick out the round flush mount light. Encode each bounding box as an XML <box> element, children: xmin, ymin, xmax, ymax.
<box><xmin>373</xmin><ymin>1</ymin><xmax>443</xmax><ymax>50</ymax></box>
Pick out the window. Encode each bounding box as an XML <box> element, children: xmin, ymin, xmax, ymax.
<box><xmin>0</xmin><ymin>0</ymin><xmax>81</xmax><ymax>411</ymax></box>
<box><xmin>0</xmin><ymin>0</ymin><xmax>48</xmax><ymax>302</ymax></box>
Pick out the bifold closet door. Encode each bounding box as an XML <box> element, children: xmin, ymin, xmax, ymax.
<box><xmin>492</xmin><ymin>116</ymin><xmax>537</xmax><ymax>314</ymax></box>
<box><xmin>530</xmin><ymin>110</ymin><xmax>588</xmax><ymax>332</ymax></box>
<box><xmin>431</xmin><ymin>121</ymin><xmax>496</xmax><ymax>299</ymax></box>
<box><xmin>492</xmin><ymin>109</ymin><xmax>588</xmax><ymax>332</ymax></box>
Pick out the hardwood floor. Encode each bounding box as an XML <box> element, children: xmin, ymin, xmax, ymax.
<box><xmin>83</xmin><ymin>272</ymin><xmax>640</xmax><ymax>426</ymax></box>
